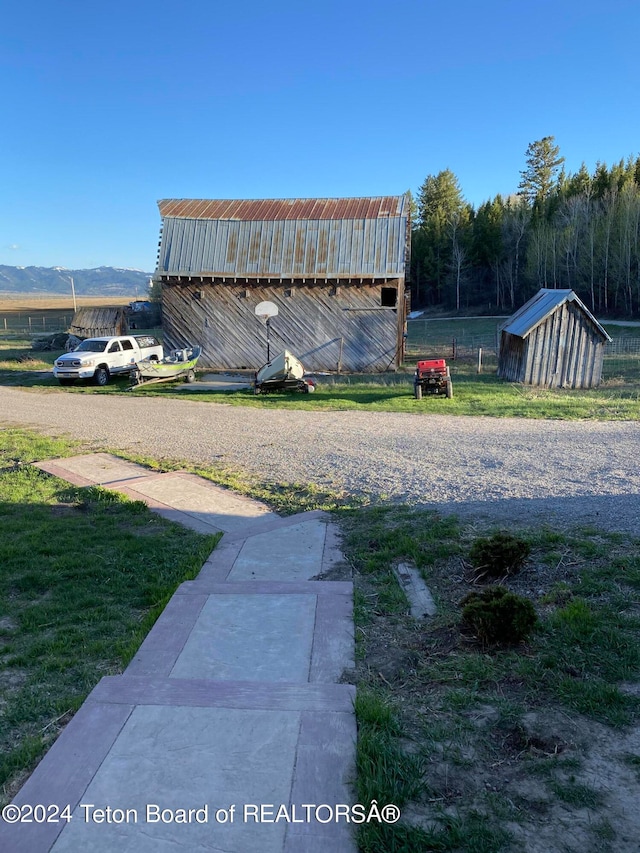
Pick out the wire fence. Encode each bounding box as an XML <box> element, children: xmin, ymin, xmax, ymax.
<box><xmin>601</xmin><ymin>338</ymin><xmax>640</xmax><ymax>383</ymax></box>
<box><xmin>0</xmin><ymin>308</ymin><xmax>160</xmax><ymax>338</ymax></box>
<box><xmin>0</xmin><ymin>313</ymin><xmax>73</xmax><ymax>336</ymax></box>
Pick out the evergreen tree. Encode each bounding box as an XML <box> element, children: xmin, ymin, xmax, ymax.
<box><xmin>518</xmin><ymin>137</ymin><xmax>565</xmax><ymax>205</ymax></box>
<box><xmin>592</xmin><ymin>162</ymin><xmax>612</xmax><ymax>199</ymax></box>
<box><xmin>417</xmin><ymin>169</ymin><xmax>465</xmax><ymax>225</ymax></box>
<box><xmin>414</xmin><ymin>170</ymin><xmax>466</xmax><ymax>306</ymax></box>
<box><xmin>473</xmin><ymin>197</ymin><xmax>506</xmax><ymax>307</ymax></box>
<box><xmin>565</xmin><ymin>163</ymin><xmax>591</xmax><ymax>198</ymax></box>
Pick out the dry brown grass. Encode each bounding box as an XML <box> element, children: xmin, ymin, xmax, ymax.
<box><xmin>0</xmin><ymin>296</ymin><xmax>137</xmax><ymax>310</ymax></box>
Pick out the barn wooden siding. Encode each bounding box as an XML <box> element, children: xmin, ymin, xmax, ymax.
<box><xmin>68</xmin><ymin>308</ymin><xmax>128</xmax><ymax>338</ymax></box>
<box><xmin>498</xmin><ymin>290</ymin><xmax>610</xmax><ymax>388</ymax></box>
<box><xmin>162</xmin><ymin>280</ymin><xmax>405</xmax><ymax>372</ymax></box>
<box><xmin>155</xmin><ymin>195</ymin><xmax>411</xmax><ymax>371</ymax></box>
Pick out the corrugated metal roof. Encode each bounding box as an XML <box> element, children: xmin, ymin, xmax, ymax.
<box><xmin>158</xmin><ymin>196</ymin><xmax>407</xmax><ymax>221</ymax></box>
<box><xmin>156</xmin><ymin>196</ymin><xmax>409</xmax><ymax>279</ymax></box>
<box><xmin>501</xmin><ymin>289</ymin><xmax>611</xmax><ymax>341</ymax></box>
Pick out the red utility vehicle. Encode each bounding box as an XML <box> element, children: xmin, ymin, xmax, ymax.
<box><xmin>413</xmin><ymin>358</ymin><xmax>453</xmax><ymax>400</ymax></box>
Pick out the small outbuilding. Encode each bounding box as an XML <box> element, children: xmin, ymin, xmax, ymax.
<box><xmin>68</xmin><ymin>308</ymin><xmax>128</xmax><ymax>338</ymax></box>
<box><xmin>498</xmin><ymin>289</ymin><xmax>611</xmax><ymax>388</ymax></box>
<box><xmin>153</xmin><ymin>196</ymin><xmax>411</xmax><ymax>371</ymax></box>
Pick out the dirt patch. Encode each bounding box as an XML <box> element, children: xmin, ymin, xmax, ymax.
<box><xmin>0</xmin><ymin>616</ymin><xmax>18</xmax><ymax>633</ymax></box>
<box><xmin>0</xmin><ymin>668</ymin><xmax>29</xmax><ymax>711</ymax></box>
<box><xmin>0</xmin><ymin>669</ymin><xmax>27</xmax><ymax>692</ymax></box>
<box><xmin>50</xmin><ymin>502</ymin><xmax>86</xmax><ymax>517</ymax></box>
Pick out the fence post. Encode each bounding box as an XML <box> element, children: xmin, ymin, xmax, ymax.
<box><xmin>452</xmin><ymin>337</ymin><xmax>457</xmax><ymax>360</ymax></box>
<box><xmin>477</xmin><ymin>347</ymin><xmax>483</xmax><ymax>373</ymax></box>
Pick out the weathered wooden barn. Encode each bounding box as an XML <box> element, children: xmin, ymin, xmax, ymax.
<box><xmin>153</xmin><ymin>196</ymin><xmax>411</xmax><ymax>371</ymax></box>
<box><xmin>68</xmin><ymin>308</ymin><xmax>128</xmax><ymax>338</ymax></box>
<box><xmin>498</xmin><ymin>289</ymin><xmax>611</xmax><ymax>388</ymax></box>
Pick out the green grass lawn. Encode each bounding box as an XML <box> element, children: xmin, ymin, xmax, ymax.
<box><xmin>0</xmin><ymin>429</ymin><xmax>220</xmax><ymax>804</ymax></box>
<box><xmin>119</xmin><ymin>358</ymin><xmax>640</xmax><ymax>420</ymax></box>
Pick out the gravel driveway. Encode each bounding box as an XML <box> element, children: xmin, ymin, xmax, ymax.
<box><xmin>1</xmin><ymin>387</ymin><xmax>639</xmax><ymax>534</ymax></box>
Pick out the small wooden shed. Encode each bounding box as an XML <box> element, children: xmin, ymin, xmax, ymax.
<box><xmin>68</xmin><ymin>308</ymin><xmax>128</xmax><ymax>338</ymax></box>
<box><xmin>498</xmin><ymin>289</ymin><xmax>611</xmax><ymax>388</ymax></box>
<box><xmin>153</xmin><ymin>196</ymin><xmax>411</xmax><ymax>372</ymax></box>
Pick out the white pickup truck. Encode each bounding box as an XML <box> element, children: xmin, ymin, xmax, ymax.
<box><xmin>53</xmin><ymin>335</ymin><xmax>164</xmax><ymax>386</ymax></box>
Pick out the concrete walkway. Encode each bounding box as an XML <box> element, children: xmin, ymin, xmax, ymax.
<box><xmin>2</xmin><ymin>455</ymin><xmax>356</xmax><ymax>852</ymax></box>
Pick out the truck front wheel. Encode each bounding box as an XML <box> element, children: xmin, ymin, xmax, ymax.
<box><xmin>94</xmin><ymin>367</ymin><xmax>110</xmax><ymax>386</ymax></box>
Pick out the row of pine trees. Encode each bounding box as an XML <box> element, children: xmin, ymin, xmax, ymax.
<box><xmin>410</xmin><ymin>137</ymin><xmax>640</xmax><ymax>317</ymax></box>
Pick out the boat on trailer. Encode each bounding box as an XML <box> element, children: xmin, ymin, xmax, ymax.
<box><xmin>132</xmin><ymin>345</ymin><xmax>201</xmax><ymax>386</ymax></box>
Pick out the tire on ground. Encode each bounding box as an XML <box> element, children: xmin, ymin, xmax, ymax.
<box><xmin>94</xmin><ymin>367</ymin><xmax>109</xmax><ymax>386</ymax></box>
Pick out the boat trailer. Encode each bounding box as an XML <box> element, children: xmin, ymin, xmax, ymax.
<box><xmin>254</xmin><ymin>350</ymin><xmax>316</xmax><ymax>394</ymax></box>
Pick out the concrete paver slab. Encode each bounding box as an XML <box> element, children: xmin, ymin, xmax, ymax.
<box><xmin>229</xmin><ymin>521</ymin><xmax>328</xmax><ymax>581</ymax></box>
<box><xmin>177</xmin><ymin>372</ymin><xmax>253</xmax><ymax>393</ymax></box>
<box><xmin>90</xmin><ymin>675</ymin><xmax>355</xmax><ymax>712</ymax></box>
<box><xmin>126</xmin><ymin>582</ymin><xmax>354</xmax><ymax>682</ymax></box>
<box><xmin>37</xmin><ymin>455</ymin><xmax>277</xmax><ymax>535</ymax></box>
<box><xmin>37</xmin><ymin>453</ymin><xmax>152</xmax><ymax>486</ymax></box>
<box><xmin>309</xmin><ymin>592</ymin><xmax>355</xmax><ymax>682</ymax></box>
<box><xmin>50</xmin><ymin>705</ymin><xmax>300</xmax><ymax>853</ymax></box>
<box><xmin>170</xmin><ymin>594</ymin><xmax>316</xmax><ymax>681</ymax></box>
<box><xmin>124</xmin><ymin>473</ymin><xmax>277</xmax><ymax>534</ymax></box>
<box><xmin>5</xmin><ymin>678</ymin><xmax>356</xmax><ymax>853</ymax></box>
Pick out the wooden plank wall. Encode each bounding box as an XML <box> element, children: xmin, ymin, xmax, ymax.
<box><xmin>498</xmin><ymin>303</ymin><xmax>606</xmax><ymax>388</ymax></box>
<box><xmin>162</xmin><ymin>281</ymin><xmax>403</xmax><ymax>371</ymax></box>
<box><xmin>497</xmin><ymin>333</ymin><xmax>525</xmax><ymax>380</ymax></box>
<box><xmin>69</xmin><ymin>308</ymin><xmax>128</xmax><ymax>338</ymax></box>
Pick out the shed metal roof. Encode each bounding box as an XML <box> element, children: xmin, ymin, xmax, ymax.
<box><xmin>156</xmin><ymin>196</ymin><xmax>409</xmax><ymax>279</ymax></box>
<box><xmin>501</xmin><ymin>289</ymin><xmax>611</xmax><ymax>341</ymax></box>
<box><xmin>158</xmin><ymin>196</ymin><xmax>407</xmax><ymax>221</ymax></box>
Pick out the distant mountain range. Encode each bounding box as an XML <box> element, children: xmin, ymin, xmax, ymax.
<box><xmin>0</xmin><ymin>266</ymin><xmax>153</xmax><ymax>296</ymax></box>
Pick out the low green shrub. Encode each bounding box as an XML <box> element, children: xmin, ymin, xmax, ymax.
<box><xmin>469</xmin><ymin>532</ymin><xmax>530</xmax><ymax>580</ymax></box>
<box><xmin>461</xmin><ymin>585</ymin><xmax>538</xmax><ymax>645</ymax></box>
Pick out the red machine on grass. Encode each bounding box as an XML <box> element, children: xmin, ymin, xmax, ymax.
<box><xmin>413</xmin><ymin>358</ymin><xmax>453</xmax><ymax>400</ymax></box>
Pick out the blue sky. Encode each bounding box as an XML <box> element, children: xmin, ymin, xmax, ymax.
<box><xmin>2</xmin><ymin>0</ymin><xmax>639</xmax><ymax>272</ymax></box>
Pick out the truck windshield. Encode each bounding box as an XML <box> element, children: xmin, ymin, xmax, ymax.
<box><xmin>75</xmin><ymin>340</ymin><xmax>108</xmax><ymax>352</ymax></box>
